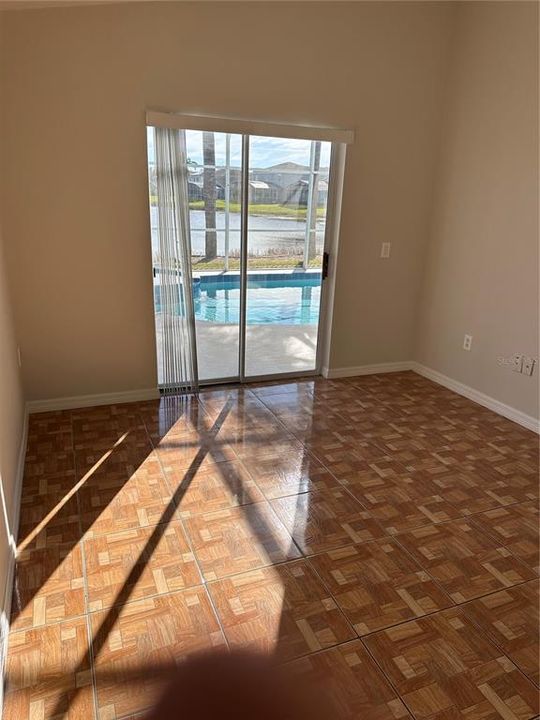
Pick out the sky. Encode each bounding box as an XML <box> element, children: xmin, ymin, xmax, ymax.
<box><xmin>147</xmin><ymin>127</ymin><xmax>331</xmax><ymax>169</ymax></box>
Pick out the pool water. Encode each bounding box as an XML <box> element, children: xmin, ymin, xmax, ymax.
<box><xmin>194</xmin><ymin>277</ymin><xmax>321</xmax><ymax>325</ymax></box>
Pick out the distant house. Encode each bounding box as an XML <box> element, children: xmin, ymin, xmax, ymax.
<box><xmin>188</xmin><ymin>181</ymin><xmax>203</xmax><ymax>201</ymax></box>
<box><xmin>282</xmin><ymin>178</ymin><xmax>329</xmax><ymax>207</ymax></box>
<box><xmin>214</xmin><ymin>169</ymin><xmax>280</xmax><ymax>204</ymax></box>
<box><xmin>251</xmin><ymin>162</ymin><xmax>308</xmax><ymax>193</ymax></box>
<box><xmin>215</xmin><ymin>168</ymin><xmax>242</xmax><ymax>202</ymax></box>
<box><xmin>188</xmin><ymin>168</ymin><xmax>224</xmax><ymax>202</ymax></box>
<box><xmin>248</xmin><ymin>180</ymin><xmax>281</xmax><ymax>204</ymax></box>
<box><xmin>191</xmin><ymin>162</ymin><xmax>329</xmax><ymax>206</ymax></box>
<box><xmin>253</xmin><ymin>162</ymin><xmax>329</xmax><ymax>206</ymax></box>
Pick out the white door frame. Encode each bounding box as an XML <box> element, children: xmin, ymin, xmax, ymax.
<box><xmin>146</xmin><ymin>111</ymin><xmax>351</xmax><ymax>387</ymax></box>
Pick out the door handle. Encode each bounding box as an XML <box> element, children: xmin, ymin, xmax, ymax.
<box><xmin>322</xmin><ymin>252</ymin><xmax>330</xmax><ymax>280</ymax></box>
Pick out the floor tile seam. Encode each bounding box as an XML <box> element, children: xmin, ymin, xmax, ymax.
<box><xmin>214</xmin><ymin>451</ymin><xmax>284</xmax><ymax>512</ymax></box>
<box><xmin>380</xmin><ymin>510</ymin><xmax>540</xmax><ymax>545</ymax></box>
<box><xmin>9</xmin><ymin>561</ymin><xmax>535</xmax><ymax>640</ymax></box>
<box><xmin>376</xmin><ymin>434</ymin><xmax>539</xmax><ymax>458</ymax></box>
<box><xmin>156</xmin><ymin>444</ymin><xmax>303</xmax><ymax>550</ymax></box>
<box><xmin>160</xmin><ymin>446</ymin><xmax>275</xmax><ymax>511</ymax></box>
<box><xmin>249</xmin><ymin>390</ymin><xmax>327</xmax><ymax>451</ymax></box>
<box><xmin>265</xmin><ymin>492</ymin><xmax>330</xmax><ymax>559</ymax></box>
<box><xmin>66</xmin><ymin>516</ymin><xmax>187</xmax><ymax>547</ymax></box>
<box><xmin>139</xmin><ymin>396</ymin><xmax>212</xmax><ymax>450</ymax></box>
<box><xmin>226</xmin><ymin>438</ymin><xmax>301</xmax><ymax>469</ymax></box>
<box><xmin>147</xmin><ymin>430</ymin><xmax>232</xmax><ymax>654</ymax></box>
<box><xmin>86</xmin><ymin>575</ymin><xmax>232</xmax><ymax>659</ymax></box>
<box><xmin>80</xmin><ymin>404</ymin><xmax>172</xmax><ymax>719</ymax></box>
<box><xmin>441</xmin><ymin>496</ymin><xmax>538</xmax><ymax>522</ymax></box>
<box><xmin>239</xmin><ymin>395</ymin><xmax>453</xmax><ymax>461</ymax></box>
<box><xmin>186</xmin><ymin>553</ymin><xmax>313</xmax><ymax>589</ymax></box>
<box><xmin>149</xmin><ymin>404</ymin><xmax>273</xmax><ymax>482</ymax></box>
<box><xmin>297</xmin><ymin>481</ymin><xmax>475</xmax><ymax>537</ymax></box>
<box><xmin>307</xmin><ymin>549</ymin><xmax>537</xmax><ymax>641</ymax></box>
<box><xmin>390</xmin><ymin>530</ymin><xmax>538</xmax><ymax>606</ymax></box>
<box><xmin>180</xmin><ymin>444</ymin><xmax>305</xmax><ymax>563</ymax></box>
<box><xmin>367</xmin><ymin>604</ymin><xmax>540</xmax><ymax>715</ymax></box>
<box><xmin>6</xmin><ymin>580</ymin><xmax>536</xmax><ymax>704</ymax></box>
<box><xmin>137</xmin><ymin>407</ymin><xmax>188</xmax><ymax>508</ymax></box>
<box><xmin>443</xmin><ymin>519</ymin><xmax>540</xmax><ymax>574</ymax></box>
<box><xmin>359</xmin><ymin>632</ymin><xmax>419</xmax><ymax>720</ymax></box>
<box><xmin>465</xmin><ymin>505</ymin><xmax>540</xmax><ymax>547</ymax></box>
<box><xmin>303</xmin><ymin>443</ymin><xmax>440</xmax><ymax>477</ymax></box>
<box><xmin>6</xmin><ymin>608</ymin><xmax>92</xmax><ymax>637</ymax></box>
<box><xmin>276</xmin><ymin>430</ymin><xmax>407</xmax><ymax>488</ymax></box>
<box><xmin>389</xmin><ymin>530</ymin><xmax>475</xmax><ymax>605</ymax></box>
<box><xmin>330</xmin><ymin>481</ymin><xmax>392</xmax><ymax>524</ymax></box>
<box><xmin>68</xmin><ymin>412</ymin><xmax>100</xmax><ymax>720</ymax></box>
<box><xmin>456</xmin><ymin>592</ymin><xmax>540</xmax><ymax>691</ymax></box>
<box><xmin>84</xmin><ymin>400</ymin><xmax>228</xmax><ymax>715</ymax></box>
<box><xmin>17</xmin><ymin>494</ymin><xmax>536</xmax><ymax>559</ymax></box>
<box><xmin>92</xmin><ymin>637</ymin><xmax>416</xmax><ymax>720</ymax></box>
<box><xmin>304</xmin><ymin>542</ymin><xmax>453</xmax><ymax>638</ymax></box>
<box><xmin>303</xmin><ymin>545</ymin><xmax>457</xmax><ymax>635</ymax></box>
<box><xmin>282</xmin><ymin>553</ymin><xmax>358</xmax><ymax>642</ymax></box>
<box><xmin>79</xmin><ymin>521</ymin><xmax>205</xmax><ymax>603</ymax></box>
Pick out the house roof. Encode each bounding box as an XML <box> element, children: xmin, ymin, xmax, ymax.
<box><xmin>265</xmin><ymin>162</ymin><xmax>309</xmax><ymax>171</ymax></box>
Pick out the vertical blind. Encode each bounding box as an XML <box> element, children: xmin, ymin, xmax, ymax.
<box><xmin>154</xmin><ymin>127</ymin><xmax>199</xmax><ymax>393</ymax></box>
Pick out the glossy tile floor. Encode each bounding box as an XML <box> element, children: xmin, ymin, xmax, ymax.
<box><xmin>4</xmin><ymin>372</ymin><xmax>539</xmax><ymax>720</ymax></box>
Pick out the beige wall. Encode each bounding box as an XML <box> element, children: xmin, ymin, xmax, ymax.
<box><xmin>0</xmin><ymin>11</ymin><xmax>25</xmax><ymax>619</ymax></box>
<box><xmin>416</xmin><ymin>1</ymin><xmax>539</xmax><ymax>419</ymax></box>
<box><xmin>0</xmin><ymin>1</ymin><xmax>455</xmax><ymax>399</ymax></box>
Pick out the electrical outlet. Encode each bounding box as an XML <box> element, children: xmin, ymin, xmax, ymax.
<box><xmin>463</xmin><ymin>334</ymin><xmax>473</xmax><ymax>351</ymax></box>
<box><xmin>523</xmin><ymin>356</ymin><xmax>536</xmax><ymax>376</ymax></box>
<box><xmin>511</xmin><ymin>354</ymin><xmax>523</xmax><ymax>373</ymax></box>
<box><xmin>380</xmin><ymin>242</ymin><xmax>391</xmax><ymax>258</ymax></box>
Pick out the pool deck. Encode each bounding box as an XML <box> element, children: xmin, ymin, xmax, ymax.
<box><xmin>155</xmin><ymin>316</ymin><xmax>318</xmax><ymax>381</ymax></box>
<box><xmin>196</xmin><ymin>321</ymin><xmax>318</xmax><ymax>379</ymax></box>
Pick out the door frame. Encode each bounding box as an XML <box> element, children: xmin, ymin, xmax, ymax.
<box><xmin>146</xmin><ymin>111</ymin><xmax>351</xmax><ymax>388</ymax></box>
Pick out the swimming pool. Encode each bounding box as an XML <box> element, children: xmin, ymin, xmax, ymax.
<box><xmin>194</xmin><ymin>275</ymin><xmax>322</xmax><ymax>325</ymax></box>
<box><xmin>153</xmin><ymin>272</ymin><xmax>322</xmax><ymax>325</ymax></box>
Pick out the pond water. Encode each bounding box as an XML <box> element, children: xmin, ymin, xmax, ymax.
<box><xmin>150</xmin><ymin>208</ymin><xmax>326</xmax><ymax>256</ymax></box>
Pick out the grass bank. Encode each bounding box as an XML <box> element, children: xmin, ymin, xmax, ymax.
<box><xmin>188</xmin><ymin>201</ymin><xmax>325</xmax><ymax>218</ymax></box>
<box><xmin>150</xmin><ymin>197</ymin><xmax>324</xmax><ymax>218</ymax></box>
<box><xmin>192</xmin><ymin>256</ymin><xmax>322</xmax><ymax>270</ymax></box>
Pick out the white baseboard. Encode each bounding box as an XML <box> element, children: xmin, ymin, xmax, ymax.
<box><xmin>322</xmin><ymin>361</ymin><xmax>413</xmax><ymax>379</ymax></box>
<box><xmin>1</xmin><ymin>408</ymin><xmax>29</xmax><ymax>714</ymax></box>
<box><xmin>412</xmin><ymin>363</ymin><xmax>540</xmax><ymax>434</ymax></box>
<box><xmin>26</xmin><ymin>387</ymin><xmax>160</xmax><ymax>414</ymax></box>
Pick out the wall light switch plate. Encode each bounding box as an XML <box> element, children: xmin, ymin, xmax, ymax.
<box><xmin>380</xmin><ymin>242</ymin><xmax>391</xmax><ymax>258</ymax></box>
<box><xmin>511</xmin><ymin>354</ymin><xmax>524</xmax><ymax>373</ymax></box>
<box><xmin>463</xmin><ymin>334</ymin><xmax>473</xmax><ymax>351</ymax></box>
<box><xmin>523</xmin><ymin>356</ymin><xmax>536</xmax><ymax>376</ymax></box>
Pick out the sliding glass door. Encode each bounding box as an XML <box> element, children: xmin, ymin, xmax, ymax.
<box><xmin>184</xmin><ymin>130</ymin><xmax>243</xmax><ymax>382</ymax></box>
<box><xmin>147</xmin><ymin>119</ymin><xmax>345</xmax><ymax>389</ymax></box>
<box><xmin>244</xmin><ymin>136</ymin><xmax>331</xmax><ymax>377</ymax></box>
<box><xmin>149</xmin><ymin>128</ymin><xmax>244</xmax><ymax>385</ymax></box>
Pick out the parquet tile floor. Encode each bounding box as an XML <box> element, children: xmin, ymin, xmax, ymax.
<box><xmin>3</xmin><ymin>372</ymin><xmax>539</xmax><ymax>719</ymax></box>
